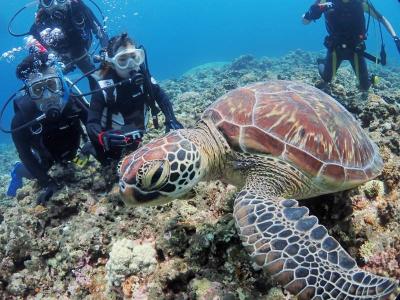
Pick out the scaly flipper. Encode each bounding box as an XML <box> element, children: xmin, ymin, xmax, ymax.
<box><xmin>233</xmin><ymin>188</ymin><xmax>397</xmax><ymax>300</ymax></box>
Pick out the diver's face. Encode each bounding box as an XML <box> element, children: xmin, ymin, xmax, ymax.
<box><xmin>27</xmin><ymin>67</ymin><xmax>65</xmax><ymax>121</ymax></box>
<box><xmin>112</xmin><ymin>44</ymin><xmax>140</xmax><ymax>79</ymax></box>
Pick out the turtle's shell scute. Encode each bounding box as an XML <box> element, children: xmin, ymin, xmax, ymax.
<box><xmin>202</xmin><ymin>80</ymin><xmax>383</xmax><ymax>190</ymax></box>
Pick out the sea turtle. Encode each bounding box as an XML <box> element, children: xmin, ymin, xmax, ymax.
<box><xmin>118</xmin><ymin>80</ymin><xmax>397</xmax><ymax>299</ymax></box>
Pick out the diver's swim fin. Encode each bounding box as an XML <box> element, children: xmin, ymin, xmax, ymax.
<box><xmin>370</xmin><ymin>74</ymin><xmax>380</xmax><ymax>86</ymax></box>
<box><xmin>72</xmin><ymin>142</ymin><xmax>95</xmax><ymax>168</ymax></box>
<box><xmin>72</xmin><ymin>153</ymin><xmax>90</xmax><ymax>168</ymax></box>
<box><xmin>317</xmin><ymin>58</ymin><xmax>326</xmax><ymax>78</ymax></box>
<box><xmin>6</xmin><ymin>162</ymin><xmax>24</xmax><ymax>197</ymax></box>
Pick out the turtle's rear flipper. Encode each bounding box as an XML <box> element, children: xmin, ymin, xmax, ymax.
<box><xmin>233</xmin><ymin>189</ymin><xmax>397</xmax><ymax>300</ymax></box>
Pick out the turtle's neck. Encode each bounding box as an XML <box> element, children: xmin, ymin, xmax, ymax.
<box><xmin>181</xmin><ymin>120</ymin><xmax>230</xmax><ymax>181</ymax></box>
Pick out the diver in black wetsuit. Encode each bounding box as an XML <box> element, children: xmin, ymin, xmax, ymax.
<box><xmin>6</xmin><ymin>53</ymin><xmax>88</xmax><ymax>205</ymax></box>
<box><xmin>302</xmin><ymin>0</ymin><xmax>400</xmax><ymax>91</ymax></box>
<box><xmin>29</xmin><ymin>0</ymin><xmax>108</xmax><ymax>73</ymax></box>
<box><xmin>85</xmin><ymin>33</ymin><xmax>183</xmax><ymax>164</ymax></box>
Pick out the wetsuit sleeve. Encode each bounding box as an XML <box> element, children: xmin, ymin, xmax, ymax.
<box><xmin>81</xmin><ymin>1</ymin><xmax>109</xmax><ymax>48</ymax></box>
<box><xmin>151</xmin><ymin>79</ymin><xmax>179</xmax><ymax>123</ymax></box>
<box><xmin>11</xmin><ymin>113</ymin><xmax>51</xmax><ymax>186</ymax></box>
<box><xmin>364</xmin><ymin>1</ymin><xmax>398</xmax><ymax>37</ymax></box>
<box><xmin>303</xmin><ymin>0</ymin><xmax>325</xmax><ymax>21</ymax></box>
<box><xmin>85</xmin><ymin>78</ymin><xmax>106</xmax><ymax>144</ymax></box>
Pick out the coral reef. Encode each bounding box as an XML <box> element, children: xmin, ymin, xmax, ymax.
<box><xmin>0</xmin><ymin>49</ymin><xmax>399</xmax><ymax>298</ymax></box>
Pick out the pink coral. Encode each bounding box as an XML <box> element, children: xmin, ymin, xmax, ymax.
<box><xmin>72</xmin><ymin>254</ymin><xmax>93</xmax><ymax>288</ymax></box>
<box><xmin>363</xmin><ymin>240</ymin><xmax>400</xmax><ymax>279</ymax></box>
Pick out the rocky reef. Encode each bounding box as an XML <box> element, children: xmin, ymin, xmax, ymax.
<box><xmin>0</xmin><ymin>49</ymin><xmax>399</xmax><ymax>299</ymax></box>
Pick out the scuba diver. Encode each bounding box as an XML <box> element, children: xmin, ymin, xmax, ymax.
<box><xmin>85</xmin><ymin>33</ymin><xmax>184</xmax><ymax>164</ymax></box>
<box><xmin>302</xmin><ymin>0</ymin><xmax>400</xmax><ymax>91</ymax></box>
<box><xmin>28</xmin><ymin>0</ymin><xmax>108</xmax><ymax>73</ymax></box>
<box><xmin>6</xmin><ymin>52</ymin><xmax>88</xmax><ymax>205</ymax></box>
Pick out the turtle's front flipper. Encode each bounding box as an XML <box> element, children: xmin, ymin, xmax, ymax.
<box><xmin>233</xmin><ymin>189</ymin><xmax>397</xmax><ymax>300</ymax></box>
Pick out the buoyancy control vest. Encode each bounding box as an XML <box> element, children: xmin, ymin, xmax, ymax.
<box><xmin>91</xmin><ymin>71</ymin><xmax>149</xmax><ymax>131</ymax></box>
<box><xmin>325</xmin><ymin>0</ymin><xmax>366</xmax><ymax>46</ymax></box>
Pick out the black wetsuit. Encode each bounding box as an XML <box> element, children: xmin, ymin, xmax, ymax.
<box><xmin>11</xmin><ymin>94</ymin><xmax>87</xmax><ymax>187</ymax></box>
<box><xmin>30</xmin><ymin>1</ymin><xmax>108</xmax><ymax>73</ymax></box>
<box><xmin>304</xmin><ymin>0</ymin><xmax>370</xmax><ymax>90</ymax></box>
<box><xmin>86</xmin><ymin>69</ymin><xmax>180</xmax><ymax>163</ymax></box>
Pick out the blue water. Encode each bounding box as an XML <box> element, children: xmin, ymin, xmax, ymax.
<box><xmin>0</xmin><ymin>0</ymin><xmax>399</xmax><ymax>143</ymax></box>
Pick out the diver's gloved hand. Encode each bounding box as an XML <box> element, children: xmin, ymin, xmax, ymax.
<box><xmin>36</xmin><ymin>180</ymin><xmax>59</xmax><ymax>205</ymax></box>
<box><xmin>165</xmin><ymin>119</ymin><xmax>184</xmax><ymax>133</ymax></box>
<box><xmin>98</xmin><ymin>130</ymin><xmax>131</xmax><ymax>151</ymax></box>
<box><xmin>394</xmin><ymin>36</ymin><xmax>400</xmax><ymax>54</ymax></box>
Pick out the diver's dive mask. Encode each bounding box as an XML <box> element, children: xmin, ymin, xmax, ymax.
<box><xmin>40</xmin><ymin>0</ymin><xmax>70</xmax><ymax>18</ymax></box>
<box><xmin>106</xmin><ymin>48</ymin><xmax>145</xmax><ymax>72</ymax></box>
<box><xmin>25</xmin><ymin>73</ymin><xmax>68</xmax><ymax>122</ymax></box>
<box><xmin>27</xmin><ymin>76</ymin><xmax>63</xmax><ymax>99</ymax></box>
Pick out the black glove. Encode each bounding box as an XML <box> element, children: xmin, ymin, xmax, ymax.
<box><xmin>304</xmin><ymin>2</ymin><xmax>332</xmax><ymax>21</ymax></box>
<box><xmin>131</xmin><ymin>72</ymin><xmax>145</xmax><ymax>86</ymax></box>
<box><xmin>98</xmin><ymin>130</ymin><xmax>131</xmax><ymax>151</ymax></box>
<box><xmin>165</xmin><ymin>119</ymin><xmax>184</xmax><ymax>133</ymax></box>
<box><xmin>394</xmin><ymin>36</ymin><xmax>400</xmax><ymax>54</ymax></box>
<box><xmin>36</xmin><ymin>180</ymin><xmax>59</xmax><ymax>205</ymax></box>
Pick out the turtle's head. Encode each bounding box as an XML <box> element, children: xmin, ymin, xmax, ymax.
<box><xmin>118</xmin><ymin>132</ymin><xmax>203</xmax><ymax>207</ymax></box>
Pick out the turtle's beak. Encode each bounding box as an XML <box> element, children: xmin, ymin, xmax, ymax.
<box><xmin>119</xmin><ymin>181</ymin><xmax>138</xmax><ymax>207</ymax></box>
<box><xmin>119</xmin><ymin>180</ymin><xmax>169</xmax><ymax>207</ymax></box>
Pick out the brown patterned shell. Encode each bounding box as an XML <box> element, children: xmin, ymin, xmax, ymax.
<box><xmin>202</xmin><ymin>80</ymin><xmax>383</xmax><ymax>191</ymax></box>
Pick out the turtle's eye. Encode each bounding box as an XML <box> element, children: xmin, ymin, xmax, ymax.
<box><xmin>141</xmin><ymin>160</ymin><xmax>170</xmax><ymax>191</ymax></box>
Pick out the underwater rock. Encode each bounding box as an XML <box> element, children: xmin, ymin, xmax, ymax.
<box><xmin>150</xmin><ymin>258</ymin><xmax>195</xmax><ymax>299</ymax></box>
<box><xmin>157</xmin><ymin>214</ymin><xmax>195</xmax><ymax>257</ymax></box>
<box><xmin>6</xmin><ymin>272</ymin><xmax>29</xmax><ymax>296</ymax></box>
<box><xmin>359</xmin><ymin>180</ymin><xmax>385</xmax><ymax>199</ymax></box>
<box><xmin>265</xmin><ymin>287</ymin><xmax>287</xmax><ymax>300</ymax></box>
<box><xmin>231</xmin><ymin>54</ymin><xmax>257</xmax><ymax>71</ymax></box>
<box><xmin>188</xmin><ymin>278</ymin><xmax>227</xmax><ymax>300</ymax></box>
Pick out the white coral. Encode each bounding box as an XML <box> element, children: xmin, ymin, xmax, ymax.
<box><xmin>106</xmin><ymin>238</ymin><xmax>157</xmax><ymax>288</ymax></box>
